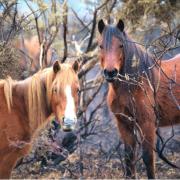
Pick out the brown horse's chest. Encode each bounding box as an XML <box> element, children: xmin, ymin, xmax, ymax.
<box><xmin>107</xmin><ymin>84</ymin><xmax>155</xmax><ymax>123</ymax></box>
<box><xmin>107</xmin><ymin>86</ymin><xmax>131</xmax><ymax>114</ymax></box>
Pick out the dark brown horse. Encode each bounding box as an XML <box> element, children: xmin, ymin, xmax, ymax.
<box><xmin>98</xmin><ymin>19</ymin><xmax>180</xmax><ymax>178</ymax></box>
<box><xmin>0</xmin><ymin>60</ymin><xmax>79</xmax><ymax>178</ymax></box>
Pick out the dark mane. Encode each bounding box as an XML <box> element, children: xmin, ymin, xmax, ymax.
<box><xmin>103</xmin><ymin>25</ymin><xmax>155</xmax><ymax>81</ymax></box>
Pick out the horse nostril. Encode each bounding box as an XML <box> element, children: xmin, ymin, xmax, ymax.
<box><xmin>104</xmin><ymin>68</ymin><xmax>118</xmax><ymax>78</ymax></box>
<box><xmin>103</xmin><ymin>69</ymin><xmax>108</xmax><ymax>77</ymax></box>
<box><xmin>112</xmin><ymin>69</ymin><xmax>118</xmax><ymax>77</ymax></box>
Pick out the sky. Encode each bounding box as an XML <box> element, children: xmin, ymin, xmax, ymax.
<box><xmin>17</xmin><ymin>0</ymin><xmax>88</xmax><ymax>17</ymax></box>
<box><xmin>68</xmin><ymin>0</ymin><xmax>87</xmax><ymax>13</ymax></box>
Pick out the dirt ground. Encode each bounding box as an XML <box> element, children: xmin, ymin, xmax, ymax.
<box><xmin>12</xmin><ymin>125</ymin><xmax>180</xmax><ymax>179</ymax></box>
<box><xmin>12</xmin><ymin>151</ymin><xmax>180</xmax><ymax>179</ymax></box>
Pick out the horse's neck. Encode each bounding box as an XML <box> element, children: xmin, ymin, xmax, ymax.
<box><xmin>14</xmin><ymin>75</ymin><xmax>51</xmax><ymax>132</ymax></box>
<box><xmin>10</xmin><ymin>81</ymin><xmax>29</xmax><ymax>124</ymax></box>
<box><xmin>109</xmin><ymin>81</ymin><xmax>129</xmax><ymax>95</ymax></box>
<box><xmin>107</xmin><ymin>81</ymin><xmax>136</xmax><ymax>112</ymax></box>
<box><xmin>124</xmin><ymin>35</ymin><xmax>154</xmax><ymax>77</ymax></box>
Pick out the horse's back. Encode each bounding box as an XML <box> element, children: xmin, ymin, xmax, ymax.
<box><xmin>161</xmin><ymin>54</ymin><xmax>180</xmax><ymax>76</ymax></box>
<box><xmin>157</xmin><ymin>54</ymin><xmax>180</xmax><ymax>126</ymax></box>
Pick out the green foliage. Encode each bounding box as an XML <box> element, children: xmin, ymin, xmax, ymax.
<box><xmin>117</xmin><ymin>0</ymin><xmax>179</xmax><ymax>25</ymax></box>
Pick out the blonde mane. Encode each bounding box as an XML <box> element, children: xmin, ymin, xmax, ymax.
<box><xmin>1</xmin><ymin>63</ymin><xmax>78</xmax><ymax>131</ymax></box>
<box><xmin>0</xmin><ymin>77</ymin><xmax>14</xmax><ymax>112</ymax></box>
<box><xmin>28</xmin><ymin>70</ymin><xmax>47</xmax><ymax>130</ymax></box>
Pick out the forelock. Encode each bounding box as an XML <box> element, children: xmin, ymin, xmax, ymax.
<box><xmin>102</xmin><ymin>25</ymin><xmax>124</xmax><ymax>50</ymax></box>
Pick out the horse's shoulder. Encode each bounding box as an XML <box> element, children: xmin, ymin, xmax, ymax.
<box><xmin>162</xmin><ymin>54</ymin><xmax>180</xmax><ymax>63</ymax></box>
<box><xmin>173</xmin><ymin>54</ymin><xmax>180</xmax><ymax>60</ymax></box>
<box><xmin>161</xmin><ymin>55</ymin><xmax>179</xmax><ymax>74</ymax></box>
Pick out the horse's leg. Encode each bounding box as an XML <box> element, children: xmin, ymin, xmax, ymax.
<box><xmin>0</xmin><ymin>151</ymin><xmax>20</xmax><ymax>179</ymax></box>
<box><xmin>116</xmin><ymin>116</ymin><xmax>136</xmax><ymax>178</ymax></box>
<box><xmin>124</xmin><ymin>142</ymin><xmax>136</xmax><ymax>178</ymax></box>
<box><xmin>0</xmin><ymin>144</ymin><xmax>30</xmax><ymax>179</ymax></box>
<box><xmin>142</xmin><ymin>122</ymin><xmax>156</xmax><ymax>179</ymax></box>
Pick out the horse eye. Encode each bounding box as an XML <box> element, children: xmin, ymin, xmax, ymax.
<box><xmin>99</xmin><ymin>45</ymin><xmax>103</xmax><ymax>49</ymax></box>
<box><xmin>53</xmin><ymin>88</ymin><xmax>57</xmax><ymax>93</ymax></box>
<box><xmin>119</xmin><ymin>44</ymin><xmax>123</xmax><ymax>48</ymax></box>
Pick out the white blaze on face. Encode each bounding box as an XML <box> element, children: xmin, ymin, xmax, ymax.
<box><xmin>64</xmin><ymin>85</ymin><xmax>77</xmax><ymax>120</ymax></box>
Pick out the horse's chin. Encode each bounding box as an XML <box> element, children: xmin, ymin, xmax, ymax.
<box><xmin>105</xmin><ymin>77</ymin><xmax>116</xmax><ymax>83</ymax></box>
<box><xmin>54</xmin><ymin>114</ymin><xmax>63</xmax><ymax>125</ymax></box>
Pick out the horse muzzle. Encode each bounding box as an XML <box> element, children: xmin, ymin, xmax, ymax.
<box><xmin>103</xmin><ymin>68</ymin><xmax>118</xmax><ymax>82</ymax></box>
<box><xmin>105</xmin><ymin>77</ymin><xmax>116</xmax><ymax>82</ymax></box>
<box><xmin>62</xmin><ymin>117</ymin><xmax>77</xmax><ymax>132</ymax></box>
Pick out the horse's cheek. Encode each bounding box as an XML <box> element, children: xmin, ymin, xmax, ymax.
<box><xmin>51</xmin><ymin>96</ymin><xmax>58</xmax><ymax>113</ymax></box>
<box><xmin>98</xmin><ymin>52</ymin><xmax>104</xmax><ymax>68</ymax></box>
<box><xmin>100</xmin><ymin>57</ymin><xmax>104</xmax><ymax>68</ymax></box>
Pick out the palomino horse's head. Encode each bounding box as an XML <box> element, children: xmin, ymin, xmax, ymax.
<box><xmin>98</xmin><ymin>19</ymin><xmax>125</xmax><ymax>82</ymax></box>
<box><xmin>50</xmin><ymin>61</ymin><xmax>79</xmax><ymax>131</ymax></box>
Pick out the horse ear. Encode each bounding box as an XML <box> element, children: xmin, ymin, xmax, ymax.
<box><xmin>53</xmin><ymin>61</ymin><xmax>61</xmax><ymax>73</ymax></box>
<box><xmin>72</xmin><ymin>60</ymin><xmax>79</xmax><ymax>73</ymax></box>
<box><xmin>98</xmin><ymin>19</ymin><xmax>105</xmax><ymax>34</ymax></box>
<box><xmin>117</xmin><ymin>19</ymin><xmax>124</xmax><ymax>32</ymax></box>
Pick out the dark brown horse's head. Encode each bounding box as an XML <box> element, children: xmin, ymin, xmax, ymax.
<box><xmin>98</xmin><ymin>19</ymin><xmax>125</xmax><ymax>82</ymax></box>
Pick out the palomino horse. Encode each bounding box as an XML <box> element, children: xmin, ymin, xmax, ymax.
<box><xmin>0</xmin><ymin>60</ymin><xmax>79</xmax><ymax>178</ymax></box>
<box><xmin>98</xmin><ymin>19</ymin><xmax>180</xmax><ymax>178</ymax></box>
